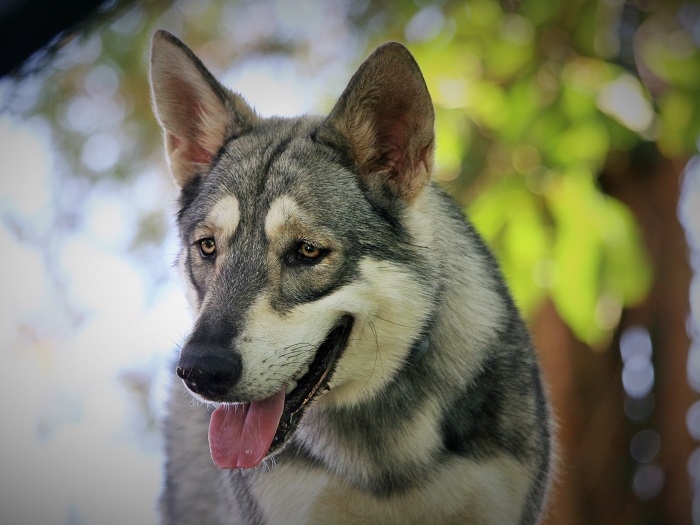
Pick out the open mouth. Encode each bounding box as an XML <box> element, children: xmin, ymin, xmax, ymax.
<box><xmin>270</xmin><ymin>315</ymin><xmax>354</xmax><ymax>454</ymax></box>
<box><xmin>207</xmin><ymin>315</ymin><xmax>354</xmax><ymax>469</ymax></box>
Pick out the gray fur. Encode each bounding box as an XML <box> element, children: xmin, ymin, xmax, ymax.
<box><xmin>151</xmin><ymin>30</ymin><xmax>552</xmax><ymax>525</ymax></box>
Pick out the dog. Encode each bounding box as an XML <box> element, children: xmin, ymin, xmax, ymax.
<box><xmin>149</xmin><ymin>29</ymin><xmax>553</xmax><ymax>525</ymax></box>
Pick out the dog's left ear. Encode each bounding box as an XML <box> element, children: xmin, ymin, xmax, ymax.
<box><xmin>317</xmin><ymin>42</ymin><xmax>435</xmax><ymax>203</ymax></box>
<box><xmin>149</xmin><ymin>30</ymin><xmax>258</xmax><ymax>187</ymax></box>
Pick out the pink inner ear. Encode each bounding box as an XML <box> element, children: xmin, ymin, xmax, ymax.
<box><xmin>170</xmin><ymin>134</ymin><xmax>213</xmax><ymax>165</ymax></box>
<box><xmin>187</xmin><ymin>142</ymin><xmax>214</xmax><ymax>165</ymax></box>
<box><xmin>375</xmin><ymin>112</ymin><xmax>411</xmax><ymax>174</ymax></box>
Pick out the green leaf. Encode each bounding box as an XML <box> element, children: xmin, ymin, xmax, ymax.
<box><xmin>469</xmin><ymin>178</ymin><xmax>550</xmax><ymax>316</ymax></box>
<box><xmin>550</xmin><ymin>120</ymin><xmax>610</xmax><ymax>169</ymax></box>
<box><xmin>657</xmin><ymin>89</ymin><xmax>700</xmax><ymax>157</ymax></box>
<box><xmin>434</xmin><ymin>108</ymin><xmax>470</xmax><ymax>180</ymax></box>
<box><xmin>545</xmin><ymin>171</ymin><xmax>652</xmax><ymax>345</ymax></box>
<box><xmin>641</xmin><ymin>30</ymin><xmax>700</xmax><ymax>90</ymax></box>
<box><xmin>598</xmin><ymin>197</ymin><xmax>653</xmax><ymax>306</ymax></box>
<box><xmin>547</xmin><ymin>171</ymin><xmax>604</xmax><ymax>344</ymax></box>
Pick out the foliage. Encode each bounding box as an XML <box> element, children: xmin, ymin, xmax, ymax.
<box><xmin>5</xmin><ymin>0</ymin><xmax>699</xmax><ymax>346</ymax></box>
<box><xmin>356</xmin><ymin>0</ymin><xmax>700</xmax><ymax>345</ymax></box>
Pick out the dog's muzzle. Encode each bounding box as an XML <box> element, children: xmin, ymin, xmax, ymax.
<box><xmin>176</xmin><ymin>342</ymin><xmax>242</xmax><ymax>400</ymax></box>
<box><xmin>175</xmin><ymin>316</ymin><xmax>355</xmax><ymax>469</ymax></box>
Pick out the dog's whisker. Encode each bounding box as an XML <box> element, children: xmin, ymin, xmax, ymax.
<box><xmin>372</xmin><ymin>314</ymin><xmax>411</xmax><ymax>328</ymax></box>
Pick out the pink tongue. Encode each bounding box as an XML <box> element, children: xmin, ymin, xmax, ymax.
<box><xmin>208</xmin><ymin>388</ymin><xmax>285</xmax><ymax>469</ymax></box>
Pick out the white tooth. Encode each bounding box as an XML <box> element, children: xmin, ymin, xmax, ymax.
<box><xmin>285</xmin><ymin>381</ymin><xmax>297</xmax><ymax>395</ymax></box>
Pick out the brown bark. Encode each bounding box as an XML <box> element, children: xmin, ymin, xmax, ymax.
<box><xmin>534</xmin><ymin>301</ymin><xmax>636</xmax><ymax>525</ymax></box>
<box><xmin>534</xmin><ymin>151</ymin><xmax>695</xmax><ymax>524</ymax></box>
<box><xmin>604</xmin><ymin>154</ymin><xmax>695</xmax><ymax>525</ymax></box>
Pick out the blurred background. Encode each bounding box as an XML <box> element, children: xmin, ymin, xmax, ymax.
<box><xmin>0</xmin><ymin>0</ymin><xmax>698</xmax><ymax>523</ymax></box>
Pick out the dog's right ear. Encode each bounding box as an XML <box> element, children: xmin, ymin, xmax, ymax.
<box><xmin>149</xmin><ymin>30</ymin><xmax>258</xmax><ymax>187</ymax></box>
<box><xmin>316</xmin><ymin>42</ymin><xmax>435</xmax><ymax>204</ymax></box>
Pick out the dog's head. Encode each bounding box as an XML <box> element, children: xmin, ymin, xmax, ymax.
<box><xmin>150</xmin><ymin>31</ymin><xmax>436</xmax><ymax>469</ymax></box>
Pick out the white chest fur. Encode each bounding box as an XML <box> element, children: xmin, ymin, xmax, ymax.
<box><xmin>248</xmin><ymin>454</ymin><xmax>530</xmax><ymax>525</ymax></box>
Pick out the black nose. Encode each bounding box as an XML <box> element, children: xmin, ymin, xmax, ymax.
<box><xmin>176</xmin><ymin>342</ymin><xmax>242</xmax><ymax>399</ymax></box>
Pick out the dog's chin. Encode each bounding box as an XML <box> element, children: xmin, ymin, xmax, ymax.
<box><xmin>266</xmin><ymin>315</ymin><xmax>354</xmax><ymax>458</ymax></box>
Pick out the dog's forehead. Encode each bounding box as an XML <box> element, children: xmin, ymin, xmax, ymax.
<box><xmin>264</xmin><ymin>195</ymin><xmax>300</xmax><ymax>239</ymax></box>
<box><xmin>200</xmin><ymin>129</ymin><xmax>359</xmax><ymax>226</ymax></box>
<box><xmin>209</xmin><ymin>125</ymin><xmax>305</xmax><ymax>197</ymax></box>
<box><xmin>177</xmin><ymin>114</ymin><xmax>380</xmax><ymax>249</ymax></box>
<box><xmin>194</xmin><ymin>194</ymin><xmax>240</xmax><ymax>239</ymax></box>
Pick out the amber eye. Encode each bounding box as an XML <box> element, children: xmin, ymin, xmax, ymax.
<box><xmin>198</xmin><ymin>238</ymin><xmax>216</xmax><ymax>258</ymax></box>
<box><xmin>299</xmin><ymin>242</ymin><xmax>322</xmax><ymax>260</ymax></box>
<box><xmin>286</xmin><ymin>241</ymin><xmax>327</xmax><ymax>266</ymax></box>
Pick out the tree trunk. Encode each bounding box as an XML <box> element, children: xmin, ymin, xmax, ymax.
<box><xmin>534</xmin><ymin>151</ymin><xmax>695</xmax><ymax>524</ymax></box>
